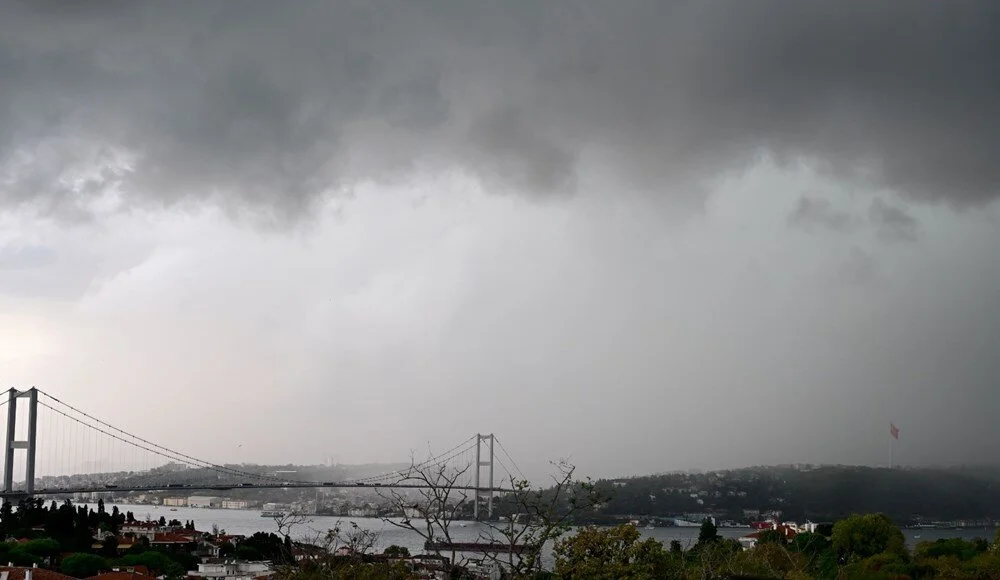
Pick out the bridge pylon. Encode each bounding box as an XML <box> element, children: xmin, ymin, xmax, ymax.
<box><xmin>3</xmin><ymin>388</ymin><xmax>38</xmax><ymax>496</ymax></box>
<box><xmin>472</xmin><ymin>433</ymin><xmax>494</xmax><ymax>520</ymax></box>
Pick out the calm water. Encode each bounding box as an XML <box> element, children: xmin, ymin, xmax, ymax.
<box><xmin>89</xmin><ymin>503</ymin><xmax>997</xmax><ymax>557</ymax></box>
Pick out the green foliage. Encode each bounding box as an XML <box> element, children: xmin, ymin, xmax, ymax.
<box><xmin>831</xmin><ymin>513</ymin><xmax>906</xmax><ymax>561</ymax></box>
<box><xmin>19</xmin><ymin>538</ymin><xmax>61</xmax><ymax>558</ymax></box>
<box><xmin>915</xmin><ymin>537</ymin><xmax>989</xmax><ymax>562</ymax></box>
<box><xmin>218</xmin><ymin>540</ymin><xmax>236</xmax><ymax>557</ymax></box>
<box><xmin>697</xmin><ymin>518</ymin><xmax>720</xmax><ymax>546</ymax></box>
<box><xmin>238</xmin><ymin>531</ymin><xmax>288</xmax><ymax>562</ymax></box>
<box><xmin>789</xmin><ymin>531</ymin><xmax>830</xmax><ymax>556</ymax></box>
<box><xmin>60</xmin><ymin>553</ymin><xmax>109</xmax><ymax>578</ymax></box>
<box><xmin>117</xmin><ymin>551</ymin><xmax>188</xmax><ymax>579</ymax></box>
<box><xmin>381</xmin><ymin>545</ymin><xmax>409</xmax><ymax>557</ymax></box>
<box><xmin>578</xmin><ymin>465</ymin><xmax>1000</xmax><ymax>523</ymax></box>
<box><xmin>5</xmin><ymin>548</ymin><xmax>42</xmax><ymax>567</ymax></box>
<box><xmin>553</xmin><ymin>524</ymin><xmax>679</xmax><ymax>579</ymax></box>
<box><xmin>235</xmin><ymin>544</ymin><xmax>262</xmax><ymax>561</ymax></box>
<box><xmin>278</xmin><ymin>560</ymin><xmax>412</xmax><ymax>580</ymax></box>
<box><xmin>756</xmin><ymin>529</ymin><xmax>787</xmax><ymax>546</ymax></box>
<box><xmin>100</xmin><ymin>535</ymin><xmax>119</xmax><ymax>557</ymax></box>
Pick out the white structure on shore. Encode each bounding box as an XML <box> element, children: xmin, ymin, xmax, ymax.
<box><xmin>187</xmin><ymin>561</ymin><xmax>272</xmax><ymax>580</ymax></box>
<box><xmin>188</xmin><ymin>496</ymin><xmax>221</xmax><ymax>508</ymax></box>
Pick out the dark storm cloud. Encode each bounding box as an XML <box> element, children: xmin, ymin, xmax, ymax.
<box><xmin>788</xmin><ymin>196</ymin><xmax>855</xmax><ymax>232</ymax></box>
<box><xmin>1</xmin><ymin>0</ymin><xmax>999</xmax><ymax>218</ymax></box>
<box><xmin>870</xmin><ymin>198</ymin><xmax>919</xmax><ymax>242</ymax></box>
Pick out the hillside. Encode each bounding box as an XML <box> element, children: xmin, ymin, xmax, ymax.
<box><xmin>585</xmin><ymin>465</ymin><xmax>1000</xmax><ymax>525</ymax></box>
<box><xmin>32</xmin><ymin>461</ymin><xmax>409</xmax><ymax>493</ymax></box>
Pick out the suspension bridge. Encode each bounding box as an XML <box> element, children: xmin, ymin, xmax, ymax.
<box><xmin>0</xmin><ymin>388</ymin><xmax>524</xmax><ymax>519</ymax></box>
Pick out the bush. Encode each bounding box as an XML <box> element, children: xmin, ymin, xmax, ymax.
<box><xmin>60</xmin><ymin>553</ymin><xmax>109</xmax><ymax>578</ymax></box>
<box><xmin>382</xmin><ymin>545</ymin><xmax>409</xmax><ymax>557</ymax></box>
<box><xmin>117</xmin><ymin>551</ymin><xmax>187</xmax><ymax>579</ymax></box>
<box><xmin>831</xmin><ymin>513</ymin><xmax>907</xmax><ymax>561</ymax></box>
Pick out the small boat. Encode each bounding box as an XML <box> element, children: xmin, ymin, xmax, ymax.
<box><xmin>261</xmin><ymin>511</ymin><xmax>286</xmax><ymax>518</ymax></box>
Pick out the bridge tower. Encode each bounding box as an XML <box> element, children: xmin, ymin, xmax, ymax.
<box><xmin>472</xmin><ymin>433</ymin><xmax>494</xmax><ymax>520</ymax></box>
<box><xmin>3</xmin><ymin>388</ymin><xmax>38</xmax><ymax>496</ymax></box>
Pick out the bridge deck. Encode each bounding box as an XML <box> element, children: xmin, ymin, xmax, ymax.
<box><xmin>0</xmin><ymin>482</ymin><xmax>512</xmax><ymax>498</ymax></box>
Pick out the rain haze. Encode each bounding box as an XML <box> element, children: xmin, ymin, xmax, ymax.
<box><xmin>1</xmin><ymin>1</ymin><xmax>999</xmax><ymax>481</ymax></box>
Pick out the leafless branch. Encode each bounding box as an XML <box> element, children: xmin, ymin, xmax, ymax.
<box><xmin>376</xmin><ymin>452</ymin><xmax>473</xmax><ymax>571</ymax></box>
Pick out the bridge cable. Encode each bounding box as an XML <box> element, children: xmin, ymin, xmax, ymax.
<box><xmin>346</xmin><ymin>434</ymin><xmax>478</xmax><ymax>484</ymax></box>
<box><xmin>494</xmin><ymin>437</ymin><xmax>526</xmax><ymax>481</ymax></box>
<box><xmin>38</xmin><ymin>391</ymin><xmax>292</xmax><ymax>483</ymax></box>
<box><xmin>357</xmin><ymin>435</ymin><xmax>478</xmax><ymax>484</ymax></box>
<box><xmin>37</xmin><ymin>399</ymin><xmax>288</xmax><ymax>484</ymax></box>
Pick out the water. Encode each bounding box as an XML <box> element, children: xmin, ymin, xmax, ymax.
<box><xmin>90</xmin><ymin>503</ymin><xmax>997</xmax><ymax>557</ymax></box>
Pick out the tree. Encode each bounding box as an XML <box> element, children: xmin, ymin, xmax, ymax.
<box><xmin>383</xmin><ymin>545</ymin><xmax>410</xmax><ymax>558</ymax></box>
<box><xmin>100</xmin><ymin>534</ymin><xmax>120</xmax><ymax>557</ymax></box>
<box><xmin>553</xmin><ymin>524</ymin><xmax>677</xmax><ymax>578</ymax></box>
<box><xmin>20</xmin><ymin>538</ymin><xmax>61</xmax><ymax>561</ymax></box>
<box><xmin>696</xmin><ymin>517</ymin><xmax>720</xmax><ymax>546</ymax></box>
<box><xmin>238</xmin><ymin>531</ymin><xmax>288</xmax><ymax>562</ymax></box>
<box><xmin>61</xmin><ymin>553</ymin><xmax>109</xmax><ymax>578</ymax></box>
<box><xmin>831</xmin><ymin>513</ymin><xmax>907</xmax><ymax>561</ymax></box>
<box><xmin>756</xmin><ymin>528</ymin><xmax>787</xmax><ymax>546</ymax></box>
<box><xmin>325</xmin><ymin>520</ymin><xmax>380</xmax><ymax>557</ymax></box>
<box><xmin>476</xmin><ymin>460</ymin><xmax>607</xmax><ymax>576</ymax></box>
<box><xmin>117</xmin><ymin>551</ymin><xmax>188</xmax><ymax>579</ymax></box>
<box><xmin>272</xmin><ymin>511</ymin><xmax>312</xmax><ymax>541</ymax></box>
<box><xmin>378</xmin><ymin>453</ymin><xmax>472</xmax><ymax>570</ymax></box>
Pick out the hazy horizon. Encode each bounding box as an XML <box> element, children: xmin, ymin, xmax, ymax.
<box><xmin>2</xmin><ymin>1</ymin><xmax>999</xmax><ymax>483</ymax></box>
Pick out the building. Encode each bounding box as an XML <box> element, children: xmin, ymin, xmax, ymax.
<box><xmin>151</xmin><ymin>532</ymin><xmax>197</xmax><ymax>553</ymax></box>
<box><xmin>162</xmin><ymin>497</ymin><xmax>187</xmax><ymax>507</ymax></box>
<box><xmin>188</xmin><ymin>496</ymin><xmax>221</xmax><ymax>508</ymax></box>
<box><xmin>347</xmin><ymin>506</ymin><xmax>377</xmax><ymax>518</ymax></box>
<box><xmin>0</xmin><ymin>567</ymin><xmax>79</xmax><ymax>580</ymax></box>
<box><xmin>220</xmin><ymin>500</ymin><xmax>258</xmax><ymax>510</ymax></box>
<box><xmin>85</xmin><ymin>569</ymin><xmax>154</xmax><ymax>580</ymax></box>
<box><xmin>186</xmin><ymin>562</ymin><xmax>273</xmax><ymax>580</ymax></box>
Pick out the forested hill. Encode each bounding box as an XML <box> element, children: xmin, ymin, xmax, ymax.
<box><xmin>585</xmin><ymin>465</ymin><xmax>1000</xmax><ymax>524</ymax></box>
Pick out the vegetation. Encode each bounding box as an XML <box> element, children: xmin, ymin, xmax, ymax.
<box><xmin>547</xmin><ymin>515</ymin><xmax>1000</xmax><ymax>579</ymax></box>
<box><xmin>578</xmin><ymin>465</ymin><xmax>1000</xmax><ymax>524</ymax></box>
<box><xmin>5</xmin><ymin>492</ymin><xmax>1000</xmax><ymax>578</ymax></box>
<box><xmin>0</xmin><ymin>498</ymin><xmax>208</xmax><ymax>579</ymax></box>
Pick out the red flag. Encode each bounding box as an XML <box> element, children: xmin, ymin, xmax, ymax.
<box><xmin>890</xmin><ymin>423</ymin><xmax>899</xmax><ymax>440</ymax></box>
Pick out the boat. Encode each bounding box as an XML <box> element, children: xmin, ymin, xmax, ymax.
<box><xmin>261</xmin><ymin>511</ymin><xmax>285</xmax><ymax>518</ymax></box>
<box><xmin>673</xmin><ymin>518</ymin><xmax>701</xmax><ymax>527</ymax></box>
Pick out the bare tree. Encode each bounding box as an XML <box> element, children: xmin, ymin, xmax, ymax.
<box><xmin>475</xmin><ymin>460</ymin><xmax>606</xmax><ymax>577</ymax></box>
<box><xmin>377</xmin><ymin>454</ymin><xmax>473</xmax><ymax>575</ymax></box>
<box><xmin>324</xmin><ymin>520</ymin><xmax>380</xmax><ymax>557</ymax></box>
<box><xmin>273</xmin><ymin>510</ymin><xmax>313</xmax><ymax>540</ymax></box>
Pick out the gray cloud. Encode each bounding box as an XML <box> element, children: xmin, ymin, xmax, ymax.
<box><xmin>837</xmin><ymin>246</ymin><xmax>878</xmax><ymax>285</ymax></box>
<box><xmin>0</xmin><ymin>244</ymin><xmax>57</xmax><ymax>270</ymax></box>
<box><xmin>1</xmin><ymin>1</ymin><xmax>999</xmax><ymax>220</ymax></box>
<box><xmin>870</xmin><ymin>198</ymin><xmax>920</xmax><ymax>242</ymax></box>
<box><xmin>789</xmin><ymin>196</ymin><xmax>856</xmax><ymax>232</ymax></box>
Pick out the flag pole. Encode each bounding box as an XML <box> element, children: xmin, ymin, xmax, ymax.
<box><xmin>889</xmin><ymin>434</ymin><xmax>893</xmax><ymax>469</ymax></box>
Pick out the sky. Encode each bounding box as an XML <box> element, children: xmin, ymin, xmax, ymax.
<box><xmin>1</xmin><ymin>1</ymin><xmax>999</xmax><ymax>481</ymax></box>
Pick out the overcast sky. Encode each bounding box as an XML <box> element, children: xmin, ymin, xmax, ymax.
<box><xmin>2</xmin><ymin>1</ymin><xmax>999</xmax><ymax>481</ymax></box>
